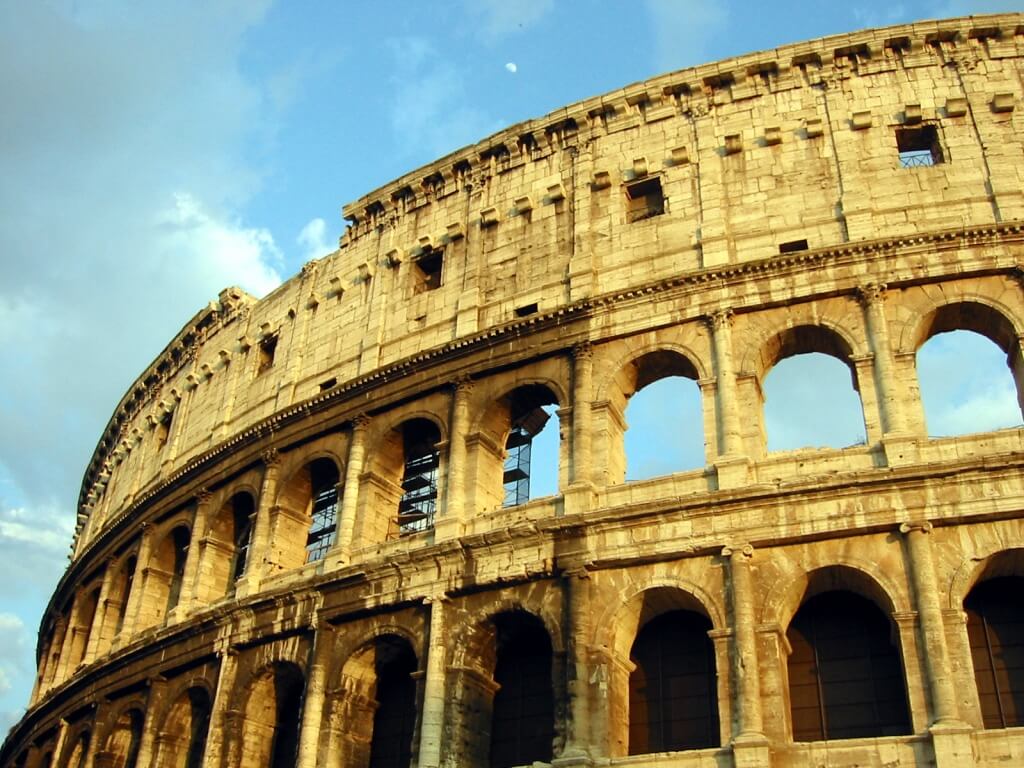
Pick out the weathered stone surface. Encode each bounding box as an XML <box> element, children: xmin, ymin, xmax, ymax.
<box><xmin>6</xmin><ymin>13</ymin><xmax>1024</xmax><ymax>768</ymax></box>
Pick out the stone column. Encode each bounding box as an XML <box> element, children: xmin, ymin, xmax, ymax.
<box><xmin>135</xmin><ymin>678</ymin><xmax>166</xmax><ymax>768</ymax></box>
<box><xmin>858</xmin><ymin>284</ymin><xmax>913</xmax><ymax>449</ymax></box>
<box><xmin>42</xmin><ymin>616</ymin><xmax>68</xmax><ymax>690</ymax></box>
<box><xmin>722</xmin><ymin>545</ymin><xmax>767</xmax><ymax>747</ymax></box>
<box><xmin>708</xmin><ymin>311</ymin><xmax>742</xmax><ymax>457</ymax></box>
<box><xmin>900</xmin><ymin>522</ymin><xmax>963</xmax><ymax>726</ymax></box>
<box><xmin>296</xmin><ymin>625</ymin><xmax>334</xmax><ymax>768</ymax></box>
<box><xmin>178</xmin><ymin>489</ymin><xmax>212</xmax><ymax>612</ymax></box>
<box><xmin>559</xmin><ymin>568</ymin><xmax>593</xmax><ymax>763</ymax></box>
<box><xmin>707</xmin><ymin>311</ymin><xmax>749</xmax><ymax>489</ymax></box>
<box><xmin>417</xmin><ymin>596</ymin><xmax>448</xmax><ymax>768</ymax></box>
<box><xmin>202</xmin><ymin>648</ymin><xmax>239</xmax><ymax>768</ymax></box>
<box><xmin>571</xmin><ymin>343</ymin><xmax>594</xmax><ymax>486</ymax></box>
<box><xmin>243</xmin><ymin>449</ymin><xmax>281</xmax><ymax>593</ymax></box>
<box><xmin>122</xmin><ymin>523</ymin><xmax>155</xmax><ymax>640</ymax></box>
<box><xmin>333</xmin><ymin>416</ymin><xmax>368</xmax><ymax>563</ymax></box>
<box><xmin>439</xmin><ymin>378</ymin><xmax>473</xmax><ymax>540</ymax></box>
<box><xmin>83</xmin><ymin>567</ymin><xmax>115</xmax><ymax>665</ymax></box>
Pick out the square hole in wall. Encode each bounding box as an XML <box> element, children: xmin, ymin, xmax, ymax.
<box><xmin>896</xmin><ymin>124</ymin><xmax>944</xmax><ymax>167</ymax></box>
<box><xmin>413</xmin><ymin>247</ymin><xmax>443</xmax><ymax>293</ymax></box>
<box><xmin>257</xmin><ymin>334</ymin><xmax>277</xmax><ymax>375</ymax></box>
<box><xmin>625</xmin><ymin>177</ymin><xmax>664</xmax><ymax>222</ymax></box>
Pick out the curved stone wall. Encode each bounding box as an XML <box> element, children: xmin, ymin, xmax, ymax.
<box><xmin>6</xmin><ymin>13</ymin><xmax>1024</xmax><ymax>768</ymax></box>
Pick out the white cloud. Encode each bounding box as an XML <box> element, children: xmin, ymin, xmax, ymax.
<box><xmin>385</xmin><ymin>37</ymin><xmax>504</xmax><ymax>160</ymax></box>
<box><xmin>297</xmin><ymin>217</ymin><xmax>332</xmax><ymax>263</ymax></box>
<box><xmin>645</xmin><ymin>0</ymin><xmax>729</xmax><ymax>73</ymax></box>
<box><xmin>505</xmin><ymin>62</ymin><xmax>518</xmax><ymax>74</ymax></box>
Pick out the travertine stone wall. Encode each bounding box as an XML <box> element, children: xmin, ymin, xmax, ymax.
<box><xmin>6</xmin><ymin>13</ymin><xmax>1024</xmax><ymax>768</ymax></box>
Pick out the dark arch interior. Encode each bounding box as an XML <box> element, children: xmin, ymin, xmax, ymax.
<box><xmin>628</xmin><ymin>610</ymin><xmax>719</xmax><ymax>754</ymax></box>
<box><xmin>489</xmin><ymin>612</ymin><xmax>554</xmax><ymax>768</ymax></box>
<box><xmin>398</xmin><ymin>419</ymin><xmax>442</xmax><ymax>535</ymax></box>
<box><xmin>367</xmin><ymin>636</ymin><xmax>418</xmax><ymax>768</ymax></box>
<box><xmin>269</xmin><ymin>664</ymin><xmax>305</xmax><ymax>768</ymax></box>
<box><xmin>230</xmin><ymin>493</ymin><xmax>255</xmax><ymax>583</ymax></box>
<box><xmin>787</xmin><ymin>591</ymin><xmax>910</xmax><ymax>741</ymax></box>
<box><xmin>165</xmin><ymin>526</ymin><xmax>191</xmax><ymax>614</ymax></box>
<box><xmin>965</xmin><ymin>576</ymin><xmax>1024</xmax><ymax>729</ymax></box>
<box><xmin>185</xmin><ymin>687</ymin><xmax>212</xmax><ymax>768</ymax></box>
<box><xmin>305</xmin><ymin>458</ymin><xmax>341</xmax><ymax>562</ymax></box>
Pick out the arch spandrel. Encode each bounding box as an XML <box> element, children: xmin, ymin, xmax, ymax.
<box><xmin>737</xmin><ymin>312</ymin><xmax>867</xmax><ymax>384</ymax></box>
<box><xmin>894</xmin><ymin>287</ymin><xmax>1024</xmax><ymax>357</ymax></box>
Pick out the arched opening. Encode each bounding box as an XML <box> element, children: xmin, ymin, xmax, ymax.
<box><xmin>274</xmin><ymin>457</ymin><xmax>343</xmax><ymax>570</ymax></box>
<box><xmin>113</xmin><ymin>556</ymin><xmax>137</xmax><ymax>635</ymax></box>
<box><xmin>489</xmin><ymin>611</ymin><xmax>555</xmax><ymax>768</ymax></box>
<box><xmin>760</xmin><ymin>326</ymin><xmax>866</xmax><ymax>452</ymax></box>
<box><xmin>158</xmin><ymin>687</ymin><xmax>211</xmax><ymax>768</ymax></box>
<box><xmin>786</xmin><ymin>591</ymin><xmax>910</xmax><ymax>741</ymax></box>
<box><xmin>397</xmin><ymin>420</ymin><xmax>441</xmax><ymax>536</ymax></box>
<box><xmin>105</xmin><ymin>709</ymin><xmax>143</xmax><ymax>768</ymax></box>
<box><xmin>629</xmin><ymin>610</ymin><xmax>719</xmax><ymax>754</ymax></box>
<box><xmin>472</xmin><ymin>383</ymin><xmax>561</xmax><ymax>509</ymax></box>
<box><xmin>607</xmin><ymin>350</ymin><xmax>703</xmax><ymax>484</ymax></box>
<box><xmin>204</xmin><ymin>492</ymin><xmax>256</xmax><ymax>600</ymax></box>
<box><xmin>963</xmin><ymin>549</ymin><xmax>1024</xmax><ymax>729</ymax></box>
<box><xmin>331</xmin><ymin>635</ymin><xmax>419</xmax><ymax>768</ymax></box>
<box><xmin>916</xmin><ymin>320</ymin><xmax>1022</xmax><ymax>437</ymax></box>
<box><xmin>164</xmin><ymin>526</ymin><xmax>191</xmax><ymax>616</ymax></box>
<box><xmin>64</xmin><ymin>732</ymin><xmax>90</xmax><ymax>768</ymax></box>
<box><xmin>241</xmin><ymin>662</ymin><xmax>305</xmax><ymax>768</ymax></box>
<box><xmin>68</xmin><ymin>586</ymin><xmax>101</xmax><ymax>669</ymax></box>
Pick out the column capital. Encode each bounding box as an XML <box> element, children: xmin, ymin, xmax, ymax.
<box><xmin>195</xmin><ymin>487</ymin><xmax>213</xmax><ymax>505</ymax></box>
<box><xmin>900</xmin><ymin>520</ymin><xmax>933</xmax><ymax>535</ymax></box>
<box><xmin>450</xmin><ymin>374</ymin><xmax>475</xmax><ymax>395</ymax></box>
<box><xmin>856</xmin><ymin>282</ymin><xmax>888</xmax><ymax>307</ymax></box>
<box><xmin>705</xmin><ymin>308</ymin><xmax>734</xmax><ymax>331</ymax></box>
<box><xmin>571</xmin><ymin>341</ymin><xmax>593</xmax><ymax>361</ymax></box>
<box><xmin>721</xmin><ymin>543</ymin><xmax>754</xmax><ymax>559</ymax></box>
<box><xmin>350</xmin><ymin>412</ymin><xmax>371</xmax><ymax>431</ymax></box>
<box><xmin>261</xmin><ymin>447</ymin><xmax>281</xmax><ymax>468</ymax></box>
<box><xmin>562</xmin><ymin>565</ymin><xmax>592</xmax><ymax>581</ymax></box>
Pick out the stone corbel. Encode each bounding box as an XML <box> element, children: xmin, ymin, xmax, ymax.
<box><xmin>992</xmin><ymin>93</ymin><xmax>1015</xmax><ymax>113</ymax></box>
<box><xmin>590</xmin><ymin>170</ymin><xmax>611</xmax><ymax>190</ymax></box>
<box><xmin>328</xmin><ymin>276</ymin><xmax>346</xmax><ymax>298</ymax></box>
<box><xmin>763</xmin><ymin>126</ymin><xmax>782</xmax><ymax>146</ymax></box>
<box><xmin>543</xmin><ymin>183</ymin><xmax>565</xmax><ymax>204</ymax></box>
<box><xmin>479</xmin><ymin>207</ymin><xmax>500</xmax><ymax>227</ymax></box>
<box><xmin>805</xmin><ymin>117</ymin><xmax>824</xmax><ymax>138</ymax></box>
<box><xmin>512</xmin><ymin>195</ymin><xmax>533</xmax><ymax>216</ymax></box>
<box><xmin>666</xmin><ymin>145</ymin><xmax>689</xmax><ymax>166</ymax></box>
<box><xmin>382</xmin><ymin>249</ymin><xmax>402</xmax><ymax>269</ymax></box>
<box><xmin>440</xmin><ymin>222</ymin><xmax>464</xmax><ymax>243</ymax></box>
<box><xmin>724</xmin><ymin>133</ymin><xmax>743</xmax><ymax>154</ymax></box>
<box><xmin>851</xmin><ymin>110</ymin><xmax>873</xmax><ymax>130</ymax></box>
<box><xmin>945</xmin><ymin>97</ymin><xmax>968</xmax><ymax>118</ymax></box>
<box><xmin>903</xmin><ymin>103</ymin><xmax>922</xmax><ymax>124</ymax></box>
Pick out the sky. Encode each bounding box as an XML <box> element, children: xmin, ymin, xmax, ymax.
<box><xmin>1</xmin><ymin>0</ymin><xmax>1021</xmax><ymax>735</ymax></box>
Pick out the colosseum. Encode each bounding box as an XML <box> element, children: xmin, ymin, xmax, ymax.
<box><xmin>5</xmin><ymin>12</ymin><xmax>1024</xmax><ymax>768</ymax></box>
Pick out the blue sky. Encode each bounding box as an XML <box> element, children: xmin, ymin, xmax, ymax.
<box><xmin>0</xmin><ymin>0</ymin><xmax>1019</xmax><ymax>735</ymax></box>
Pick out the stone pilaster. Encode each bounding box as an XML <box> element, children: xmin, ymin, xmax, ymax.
<box><xmin>178</xmin><ymin>489</ymin><xmax>212</xmax><ymax>613</ymax></box>
<box><xmin>332</xmin><ymin>415</ymin><xmax>368</xmax><ymax>564</ymax></box>
<box><xmin>121</xmin><ymin>523</ymin><xmax>154</xmax><ymax>641</ymax></box>
<box><xmin>135</xmin><ymin>677</ymin><xmax>165</xmax><ymax>768</ymax></box>
<box><xmin>83</xmin><ymin>567</ymin><xmax>115</xmax><ymax>665</ymax></box>
<box><xmin>296</xmin><ymin>624</ymin><xmax>334</xmax><ymax>768</ymax></box>
<box><xmin>556</xmin><ymin>568</ymin><xmax>594</xmax><ymax>766</ymax></box>
<box><xmin>571</xmin><ymin>343</ymin><xmax>594</xmax><ymax>486</ymax></box>
<box><xmin>243</xmin><ymin>449</ymin><xmax>281</xmax><ymax>594</ymax></box>
<box><xmin>438</xmin><ymin>378</ymin><xmax>472</xmax><ymax>541</ymax></box>
<box><xmin>707</xmin><ymin>311</ymin><xmax>749</xmax><ymax>488</ymax></box>
<box><xmin>202</xmin><ymin>649</ymin><xmax>239</xmax><ymax>768</ymax></box>
<box><xmin>417</xmin><ymin>596</ymin><xmax>448</xmax><ymax>768</ymax></box>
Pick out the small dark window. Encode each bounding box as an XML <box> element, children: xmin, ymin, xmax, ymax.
<box><xmin>965</xmin><ymin>576</ymin><xmax>1024</xmax><ymax>729</ymax></box>
<box><xmin>413</xmin><ymin>248</ymin><xmax>443</xmax><ymax>293</ymax></box>
<box><xmin>156</xmin><ymin>411</ymin><xmax>173</xmax><ymax>450</ymax></box>
<box><xmin>779</xmin><ymin>239</ymin><xmax>809</xmax><ymax>254</ymax></box>
<box><xmin>625</xmin><ymin>177</ymin><xmax>665</xmax><ymax>222</ymax></box>
<box><xmin>515</xmin><ymin>303</ymin><xmax>538</xmax><ymax>317</ymax></box>
<box><xmin>305</xmin><ymin>459</ymin><xmax>340</xmax><ymax>563</ymax></box>
<box><xmin>896</xmin><ymin>125</ymin><xmax>943</xmax><ymax>167</ymax></box>
<box><xmin>257</xmin><ymin>334</ymin><xmax>278</xmax><ymax>375</ymax></box>
<box><xmin>319</xmin><ymin>377</ymin><xmax>337</xmax><ymax>392</ymax></box>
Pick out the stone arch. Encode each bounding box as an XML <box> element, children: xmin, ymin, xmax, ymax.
<box><xmin>272</xmin><ymin>454</ymin><xmax>343</xmax><ymax>570</ymax></box>
<box><xmin>99</xmin><ymin>706</ymin><xmax>144</xmax><ymax>768</ymax></box>
<box><xmin>201</xmin><ymin>491</ymin><xmax>257</xmax><ymax>601</ymax></box>
<box><xmin>470</xmin><ymin>381</ymin><xmax>562</xmax><ymax>511</ymax></box>
<box><xmin>359</xmin><ymin>414</ymin><xmax>446</xmax><ymax>544</ymax></box>
<box><xmin>153</xmin><ymin>681</ymin><xmax>213</xmax><ymax>768</ymax></box>
<box><xmin>760</xmin><ymin>560</ymin><xmax>905</xmax><ymax>630</ymax></box>
<box><xmin>903</xmin><ymin>298</ymin><xmax>1024</xmax><ymax>428</ymax></box>
<box><xmin>328</xmin><ymin>632</ymin><xmax>420</xmax><ymax>768</ymax></box>
<box><xmin>140</xmin><ymin>523</ymin><xmax>192</xmax><ymax>628</ymax></box>
<box><xmin>106</xmin><ymin>549</ymin><xmax>139</xmax><ymax>639</ymax></box>
<box><xmin>58</xmin><ymin>728</ymin><xmax>91</xmax><ymax>768</ymax></box>
<box><xmin>236</xmin><ymin>660</ymin><xmax>305</xmax><ymax>768</ymax></box>
<box><xmin>948</xmin><ymin>540</ymin><xmax>1024</xmax><ymax>611</ymax></box>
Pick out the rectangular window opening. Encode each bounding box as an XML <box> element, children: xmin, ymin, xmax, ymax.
<box><xmin>515</xmin><ymin>303</ymin><xmax>538</xmax><ymax>317</ymax></box>
<box><xmin>896</xmin><ymin>124</ymin><xmax>943</xmax><ymax>168</ymax></box>
<box><xmin>779</xmin><ymin>239</ymin><xmax>809</xmax><ymax>254</ymax></box>
<box><xmin>319</xmin><ymin>377</ymin><xmax>337</xmax><ymax>392</ymax></box>
<box><xmin>257</xmin><ymin>334</ymin><xmax>278</xmax><ymax>375</ymax></box>
<box><xmin>625</xmin><ymin>177</ymin><xmax>665</xmax><ymax>223</ymax></box>
<box><xmin>414</xmin><ymin>248</ymin><xmax>444</xmax><ymax>293</ymax></box>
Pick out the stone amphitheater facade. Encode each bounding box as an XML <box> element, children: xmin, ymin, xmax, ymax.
<box><xmin>6</xmin><ymin>12</ymin><xmax>1024</xmax><ymax>768</ymax></box>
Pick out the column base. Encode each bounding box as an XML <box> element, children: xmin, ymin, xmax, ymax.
<box><xmin>714</xmin><ymin>455</ymin><xmax>751</xmax><ymax>490</ymax></box>
<box><xmin>552</xmin><ymin>749</ymin><xmax>595</xmax><ymax>767</ymax></box>
<box><xmin>562</xmin><ymin>482</ymin><xmax>597</xmax><ymax>516</ymax></box>
<box><xmin>432</xmin><ymin>515</ymin><xmax>465</xmax><ymax>544</ymax></box>
<box><xmin>731</xmin><ymin>732</ymin><xmax>771</xmax><ymax>768</ymax></box>
<box><xmin>882</xmin><ymin>433</ymin><xmax>921</xmax><ymax>467</ymax></box>
<box><xmin>929</xmin><ymin>721</ymin><xmax>973</xmax><ymax>768</ymax></box>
